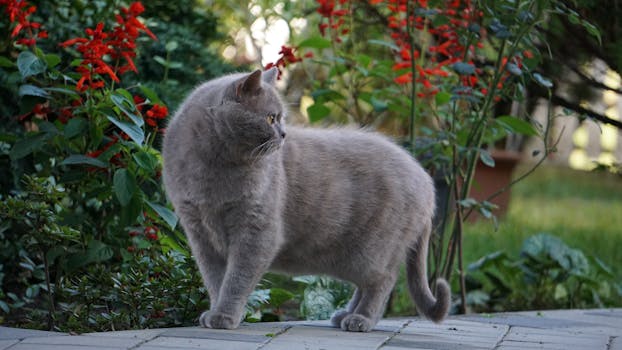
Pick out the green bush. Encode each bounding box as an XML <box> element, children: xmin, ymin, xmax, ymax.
<box><xmin>0</xmin><ymin>0</ymin><xmax>232</xmax><ymax>331</ymax></box>
<box><xmin>466</xmin><ymin>233</ymin><xmax>621</xmax><ymax>312</ymax></box>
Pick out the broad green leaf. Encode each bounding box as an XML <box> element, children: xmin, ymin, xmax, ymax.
<box><xmin>133</xmin><ymin>149</ymin><xmax>158</xmax><ymax>173</ymax></box>
<box><xmin>0</xmin><ymin>56</ymin><xmax>15</xmax><ymax>68</ymax></box>
<box><xmin>61</xmin><ymin>154</ymin><xmax>107</xmax><ymax>168</ymax></box>
<box><xmin>107</xmin><ymin>115</ymin><xmax>144</xmax><ymax>145</ymax></box>
<box><xmin>19</xmin><ymin>84</ymin><xmax>50</xmax><ymax>98</ymax></box>
<box><xmin>146</xmin><ymin>200</ymin><xmax>178</xmax><ymax>230</ymax></box>
<box><xmin>113</xmin><ymin>169</ymin><xmax>137</xmax><ymax>206</ymax></box>
<box><xmin>269</xmin><ymin>288</ymin><xmax>295</xmax><ymax>308</ymax></box>
<box><xmin>307</xmin><ymin>103</ymin><xmax>331</xmax><ymax>123</ymax></box>
<box><xmin>64</xmin><ymin>117</ymin><xmax>87</xmax><ymax>139</ymax></box>
<box><xmin>139</xmin><ymin>84</ymin><xmax>162</xmax><ymax>104</ymax></box>
<box><xmin>110</xmin><ymin>91</ymin><xmax>143</xmax><ymax>127</ymax></box>
<box><xmin>9</xmin><ymin>133</ymin><xmax>48</xmax><ymax>160</ymax></box>
<box><xmin>44</xmin><ymin>54</ymin><xmax>61</xmax><ymax>68</ymax></box>
<box><xmin>370</xmin><ymin>96</ymin><xmax>388</xmax><ymax>112</ymax></box>
<box><xmin>496</xmin><ymin>115</ymin><xmax>538</xmax><ymax>136</ymax></box>
<box><xmin>17</xmin><ymin>51</ymin><xmax>46</xmax><ymax>79</ymax></box>
<box><xmin>298</xmin><ymin>37</ymin><xmax>331</xmax><ymax>49</ymax></box>
<box><xmin>435</xmin><ymin>91</ymin><xmax>451</xmax><ymax>106</ymax></box>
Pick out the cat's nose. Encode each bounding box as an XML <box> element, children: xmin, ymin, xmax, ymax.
<box><xmin>280</xmin><ymin>131</ymin><xmax>286</xmax><ymax>139</ymax></box>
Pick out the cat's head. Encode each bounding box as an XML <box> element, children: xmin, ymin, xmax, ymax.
<box><xmin>212</xmin><ymin>68</ymin><xmax>286</xmax><ymax>161</ymax></box>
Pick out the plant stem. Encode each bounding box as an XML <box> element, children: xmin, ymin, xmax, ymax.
<box><xmin>42</xmin><ymin>249</ymin><xmax>56</xmax><ymax>330</ymax></box>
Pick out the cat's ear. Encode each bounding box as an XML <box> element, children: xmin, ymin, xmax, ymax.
<box><xmin>262</xmin><ymin>67</ymin><xmax>278</xmax><ymax>85</ymax></box>
<box><xmin>236</xmin><ymin>69</ymin><xmax>263</xmax><ymax>98</ymax></box>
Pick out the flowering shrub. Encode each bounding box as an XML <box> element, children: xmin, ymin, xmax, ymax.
<box><xmin>267</xmin><ymin>0</ymin><xmax>601</xmax><ymax>313</ymax></box>
<box><xmin>0</xmin><ymin>0</ymin><xmax>212</xmax><ymax>331</ymax></box>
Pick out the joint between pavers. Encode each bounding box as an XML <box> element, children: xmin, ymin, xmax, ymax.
<box><xmin>492</xmin><ymin>324</ymin><xmax>512</xmax><ymax>350</ymax></box>
<box><xmin>256</xmin><ymin>325</ymin><xmax>293</xmax><ymax>349</ymax></box>
<box><xmin>125</xmin><ymin>331</ymin><xmax>166</xmax><ymax>350</ymax></box>
<box><xmin>376</xmin><ymin>319</ymin><xmax>413</xmax><ymax>350</ymax></box>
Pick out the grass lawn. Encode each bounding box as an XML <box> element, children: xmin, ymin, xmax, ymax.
<box><xmin>462</xmin><ymin>164</ymin><xmax>622</xmax><ymax>280</ymax></box>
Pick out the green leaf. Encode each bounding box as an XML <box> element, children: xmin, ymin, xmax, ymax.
<box><xmin>0</xmin><ymin>56</ymin><xmax>15</xmax><ymax>68</ymax></box>
<box><xmin>133</xmin><ymin>149</ymin><xmax>158</xmax><ymax>173</ymax></box>
<box><xmin>113</xmin><ymin>168</ymin><xmax>137</xmax><ymax>206</ymax></box>
<box><xmin>496</xmin><ymin>115</ymin><xmax>538</xmax><ymax>136</ymax></box>
<box><xmin>61</xmin><ymin>154</ymin><xmax>107</xmax><ymax>168</ymax></box>
<box><xmin>146</xmin><ymin>200</ymin><xmax>178</xmax><ymax>230</ymax></box>
<box><xmin>582</xmin><ymin>20</ymin><xmax>601</xmax><ymax>45</ymax></box>
<box><xmin>65</xmin><ymin>240</ymin><xmax>114</xmax><ymax>272</ymax></box>
<box><xmin>0</xmin><ymin>300</ymin><xmax>9</xmax><ymax>313</ymax></box>
<box><xmin>107</xmin><ymin>115</ymin><xmax>144</xmax><ymax>145</ymax></box>
<box><xmin>19</xmin><ymin>84</ymin><xmax>50</xmax><ymax>98</ymax></box>
<box><xmin>64</xmin><ymin>117</ymin><xmax>87</xmax><ymax>139</ymax></box>
<box><xmin>367</xmin><ymin>39</ymin><xmax>400</xmax><ymax>51</ymax></box>
<box><xmin>154</xmin><ymin>55</ymin><xmax>167</xmax><ymax>66</ymax></box>
<box><xmin>370</xmin><ymin>96</ymin><xmax>388</xmax><ymax>112</ymax></box>
<box><xmin>269</xmin><ymin>288</ymin><xmax>295</xmax><ymax>308</ymax></box>
<box><xmin>479</xmin><ymin>150</ymin><xmax>495</xmax><ymax>167</ymax></box>
<box><xmin>138</xmin><ymin>85</ymin><xmax>162</xmax><ymax>104</ymax></box>
<box><xmin>435</xmin><ymin>91</ymin><xmax>451</xmax><ymax>106</ymax></box>
<box><xmin>307</xmin><ymin>103</ymin><xmax>331</xmax><ymax>123</ymax></box>
<box><xmin>44</xmin><ymin>54</ymin><xmax>61</xmax><ymax>68</ymax></box>
<box><xmin>452</xmin><ymin>62</ymin><xmax>476</xmax><ymax>75</ymax></box>
<box><xmin>506</xmin><ymin>63</ymin><xmax>522</xmax><ymax>76</ymax></box>
<box><xmin>17</xmin><ymin>51</ymin><xmax>46</xmax><ymax>79</ymax></box>
<box><xmin>533</xmin><ymin>73</ymin><xmax>553</xmax><ymax>88</ymax></box>
<box><xmin>110</xmin><ymin>91</ymin><xmax>143</xmax><ymax>127</ymax></box>
<box><xmin>44</xmin><ymin>87</ymin><xmax>79</xmax><ymax>96</ymax></box>
<box><xmin>165</xmin><ymin>41</ymin><xmax>179</xmax><ymax>52</ymax></box>
<box><xmin>9</xmin><ymin>133</ymin><xmax>48</xmax><ymax>160</ymax></box>
<box><xmin>298</xmin><ymin>37</ymin><xmax>331</xmax><ymax>49</ymax></box>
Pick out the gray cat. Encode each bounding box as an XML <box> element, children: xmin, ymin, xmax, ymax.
<box><xmin>162</xmin><ymin>68</ymin><xmax>450</xmax><ymax>332</ymax></box>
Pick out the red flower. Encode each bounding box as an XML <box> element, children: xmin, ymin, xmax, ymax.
<box><xmin>145</xmin><ymin>104</ymin><xmax>168</xmax><ymax>127</ymax></box>
<box><xmin>264</xmin><ymin>45</ymin><xmax>307</xmax><ymax>80</ymax></box>
<box><xmin>60</xmin><ymin>1</ymin><xmax>157</xmax><ymax>91</ymax></box>
<box><xmin>1</xmin><ymin>0</ymin><xmax>45</xmax><ymax>46</ymax></box>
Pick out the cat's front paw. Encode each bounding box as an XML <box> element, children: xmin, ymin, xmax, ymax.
<box><xmin>340</xmin><ymin>313</ymin><xmax>373</xmax><ymax>332</ymax></box>
<box><xmin>330</xmin><ymin>310</ymin><xmax>351</xmax><ymax>328</ymax></box>
<box><xmin>199</xmin><ymin>311</ymin><xmax>239</xmax><ymax>329</ymax></box>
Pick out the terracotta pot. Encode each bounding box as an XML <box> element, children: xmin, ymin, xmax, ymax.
<box><xmin>468</xmin><ymin>149</ymin><xmax>522</xmax><ymax>221</ymax></box>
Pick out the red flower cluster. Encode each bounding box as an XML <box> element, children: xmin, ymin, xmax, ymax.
<box><xmin>316</xmin><ymin>0</ymin><xmax>350</xmax><ymax>40</ymax></box>
<box><xmin>372</xmin><ymin>0</ymin><xmax>484</xmax><ymax>97</ymax></box>
<box><xmin>1</xmin><ymin>0</ymin><xmax>47</xmax><ymax>46</ymax></box>
<box><xmin>265</xmin><ymin>45</ymin><xmax>311</xmax><ymax>79</ymax></box>
<box><xmin>60</xmin><ymin>2</ymin><xmax>156</xmax><ymax>91</ymax></box>
<box><xmin>145</xmin><ymin>104</ymin><xmax>168</xmax><ymax>127</ymax></box>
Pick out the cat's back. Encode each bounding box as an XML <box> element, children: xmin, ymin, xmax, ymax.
<box><xmin>282</xmin><ymin>126</ymin><xmax>435</xmax><ymax>220</ymax></box>
<box><xmin>284</xmin><ymin>126</ymin><xmax>430</xmax><ymax>185</ymax></box>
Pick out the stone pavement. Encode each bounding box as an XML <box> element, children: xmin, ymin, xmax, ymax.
<box><xmin>0</xmin><ymin>308</ymin><xmax>620</xmax><ymax>350</ymax></box>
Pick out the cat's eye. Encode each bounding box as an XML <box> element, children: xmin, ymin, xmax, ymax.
<box><xmin>266</xmin><ymin>114</ymin><xmax>276</xmax><ymax>125</ymax></box>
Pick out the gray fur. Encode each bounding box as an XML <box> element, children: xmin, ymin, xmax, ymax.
<box><xmin>162</xmin><ymin>68</ymin><xmax>450</xmax><ymax>332</ymax></box>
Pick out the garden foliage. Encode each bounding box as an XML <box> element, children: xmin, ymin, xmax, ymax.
<box><xmin>0</xmin><ymin>0</ymin><xmax>235</xmax><ymax>331</ymax></box>
<box><xmin>0</xmin><ymin>0</ymin><xmax>616</xmax><ymax>332</ymax></box>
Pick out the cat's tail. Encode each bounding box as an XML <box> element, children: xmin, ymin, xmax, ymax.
<box><xmin>406</xmin><ymin>219</ymin><xmax>451</xmax><ymax>323</ymax></box>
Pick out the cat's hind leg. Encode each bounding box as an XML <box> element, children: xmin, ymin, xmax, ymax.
<box><xmin>330</xmin><ymin>288</ymin><xmax>361</xmax><ymax>327</ymax></box>
<box><xmin>340</xmin><ymin>275</ymin><xmax>396</xmax><ymax>332</ymax></box>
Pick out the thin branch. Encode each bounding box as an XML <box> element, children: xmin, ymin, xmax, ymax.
<box><xmin>551</xmin><ymin>94</ymin><xmax>622</xmax><ymax>129</ymax></box>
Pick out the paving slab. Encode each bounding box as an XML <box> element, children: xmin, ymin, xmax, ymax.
<box><xmin>0</xmin><ymin>308</ymin><xmax>619</xmax><ymax>350</ymax></box>
<box><xmin>0</xmin><ymin>326</ymin><xmax>65</xmax><ymax>340</ymax></box>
